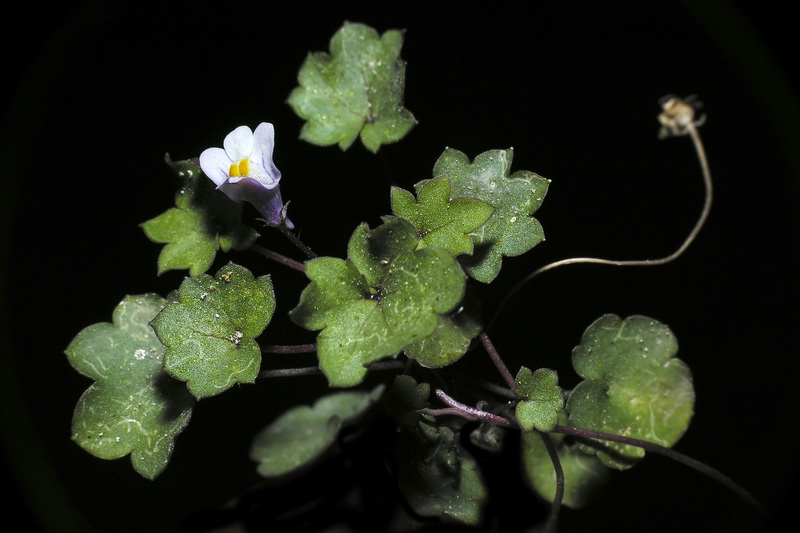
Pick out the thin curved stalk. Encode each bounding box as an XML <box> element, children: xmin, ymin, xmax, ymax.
<box><xmin>554</xmin><ymin>425</ymin><xmax>764</xmax><ymax>512</ymax></box>
<box><xmin>487</xmin><ymin>96</ymin><xmax>711</xmax><ymax>333</ymax></box>
<box><xmin>258</xmin><ymin>360</ymin><xmax>405</xmax><ymax>379</ymax></box>
<box><xmin>250</xmin><ymin>244</ymin><xmax>306</xmax><ymax>272</ymax></box>
<box><xmin>539</xmin><ymin>431</ymin><xmax>564</xmax><ymax>533</ymax></box>
<box><xmin>480</xmin><ymin>332</ymin><xmax>516</xmax><ymax>390</ymax></box>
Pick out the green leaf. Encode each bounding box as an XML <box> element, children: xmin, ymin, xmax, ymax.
<box><xmin>152</xmin><ymin>263</ymin><xmax>276</xmax><ymax>399</ymax></box>
<box><xmin>427</xmin><ymin>148</ymin><xmax>549</xmax><ymax>283</ymax></box>
<box><xmin>566</xmin><ymin>314</ymin><xmax>695</xmax><ymax>469</ymax></box>
<box><xmin>287</xmin><ymin>21</ymin><xmax>417</xmax><ymax>152</ymax></box>
<box><xmin>521</xmin><ymin>420</ymin><xmax>609</xmax><ymax>508</ymax></box>
<box><xmin>250</xmin><ymin>386</ymin><xmax>383</xmax><ymax>477</ymax></box>
<box><xmin>65</xmin><ymin>294</ymin><xmax>195</xmax><ymax>479</ymax></box>
<box><xmin>384</xmin><ymin>375</ymin><xmax>430</xmax><ymax>428</ymax></box>
<box><xmin>514</xmin><ymin>367</ymin><xmax>564</xmax><ymax>432</ymax></box>
<box><xmin>393</xmin><ymin>416</ymin><xmax>487</xmax><ymax>525</ymax></box>
<box><xmin>290</xmin><ymin>218</ymin><xmax>466</xmax><ymax>387</ymax></box>
<box><xmin>141</xmin><ymin>157</ymin><xmax>259</xmax><ymax>276</ymax></box>
<box><xmin>403</xmin><ymin>305</ymin><xmax>481</xmax><ymax>368</ymax></box>
<box><xmin>391</xmin><ymin>177</ymin><xmax>494</xmax><ymax>256</ymax></box>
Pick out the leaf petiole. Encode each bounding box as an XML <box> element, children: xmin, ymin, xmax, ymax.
<box><xmin>554</xmin><ymin>425</ymin><xmax>764</xmax><ymax>512</ymax></box>
<box><xmin>258</xmin><ymin>360</ymin><xmax>405</xmax><ymax>379</ymax></box>
<box><xmin>539</xmin><ymin>431</ymin><xmax>564</xmax><ymax>533</ymax></box>
<box><xmin>423</xmin><ymin>389</ymin><xmax>516</xmax><ymax>428</ymax></box>
<box><xmin>479</xmin><ymin>332</ymin><xmax>516</xmax><ymax>390</ymax></box>
<box><xmin>260</xmin><ymin>343</ymin><xmax>318</xmax><ymax>354</ymax></box>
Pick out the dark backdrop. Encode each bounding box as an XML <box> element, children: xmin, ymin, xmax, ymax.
<box><xmin>3</xmin><ymin>1</ymin><xmax>798</xmax><ymax>531</ymax></box>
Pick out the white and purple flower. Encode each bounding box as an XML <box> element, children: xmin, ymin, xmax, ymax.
<box><xmin>200</xmin><ymin>122</ymin><xmax>292</xmax><ymax>228</ymax></box>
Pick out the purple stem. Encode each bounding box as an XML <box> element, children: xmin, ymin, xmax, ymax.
<box><xmin>259</xmin><ymin>360</ymin><xmax>405</xmax><ymax>379</ymax></box>
<box><xmin>277</xmin><ymin>225</ymin><xmax>317</xmax><ymax>259</ymax></box>
<box><xmin>555</xmin><ymin>425</ymin><xmax>764</xmax><ymax>511</ymax></box>
<box><xmin>479</xmin><ymin>332</ymin><xmax>516</xmax><ymax>390</ymax></box>
<box><xmin>432</xmin><ymin>389</ymin><xmax>516</xmax><ymax>428</ymax></box>
<box><xmin>250</xmin><ymin>244</ymin><xmax>306</xmax><ymax>272</ymax></box>
<box><xmin>260</xmin><ymin>366</ymin><xmax>322</xmax><ymax>378</ymax></box>
<box><xmin>539</xmin><ymin>432</ymin><xmax>564</xmax><ymax>533</ymax></box>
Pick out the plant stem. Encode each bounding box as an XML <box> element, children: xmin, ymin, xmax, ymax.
<box><xmin>251</xmin><ymin>244</ymin><xmax>306</xmax><ymax>272</ymax></box>
<box><xmin>258</xmin><ymin>360</ymin><xmax>405</xmax><ymax>379</ymax></box>
<box><xmin>429</xmin><ymin>389</ymin><xmax>516</xmax><ymax>428</ymax></box>
<box><xmin>554</xmin><ymin>425</ymin><xmax>764</xmax><ymax>512</ymax></box>
<box><xmin>261</xmin><ymin>343</ymin><xmax>317</xmax><ymax>354</ymax></box>
<box><xmin>277</xmin><ymin>224</ymin><xmax>317</xmax><ymax>259</ymax></box>
<box><xmin>539</xmin><ymin>431</ymin><xmax>564</xmax><ymax>533</ymax></box>
<box><xmin>480</xmin><ymin>332</ymin><xmax>516</xmax><ymax>390</ymax></box>
<box><xmin>486</xmin><ymin>96</ymin><xmax>712</xmax><ymax>333</ymax></box>
<box><xmin>259</xmin><ymin>366</ymin><xmax>323</xmax><ymax>378</ymax></box>
<box><xmin>478</xmin><ymin>380</ymin><xmax>518</xmax><ymax>400</ymax></box>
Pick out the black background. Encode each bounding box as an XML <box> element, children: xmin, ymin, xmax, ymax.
<box><xmin>2</xmin><ymin>1</ymin><xmax>798</xmax><ymax>531</ymax></box>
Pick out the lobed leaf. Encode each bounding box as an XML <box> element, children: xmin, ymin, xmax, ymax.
<box><xmin>65</xmin><ymin>294</ymin><xmax>195</xmax><ymax>479</ymax></box>
<box><xmin>514</xmin><ymin>367</ymin><xmax>564</xmax><ymax>433</ymax></box>
<box><xmin>566</xmin><ymin>314</ymin><xmax>694</xmax><ymax>469</ymax></box>
<box><xmin>383</xmin><ymin>375</ymin><xmax>430</xmax><ymax>429</ymax></box>
<box><xmin>250</xmin><ymin>386</ymin><xmax>383</xmax><ymax>477</ymax></box>
<box><xmin>152</xmin><ymin>263</ymin><xmax>275</xmax><ymax>399</ymax></box>
<box><xmin>391</xmin><ymin>176</ymin><xmax>494</xmax><ymax>256</ymax></box>
<box><xmin>141</xmin><ymin>157</ymin><xmax>259</xmax><ymax>276</ymax></box>
<box><xmin>425</xmin><ymin>148</ymin><xmax>549</xmax><ymax>283</ymax></box>
<box><xmin>403</xmin><ymin>306</ymin><xmax>481</xmax><ymax>368</ymax></box>
<box><xmin>290</xmin><ymin>218</ymin><xmax>465</xmax><ymax>386</ymax></box>
<box><xmin>287</xmin><ymin>21</ymin><xmax>416</xmax><ymax>152</ymax></box>
<box><xmin>393</xmin><ymin>415</ymin><xmax>487</xmax><ymax>525</ymax></box>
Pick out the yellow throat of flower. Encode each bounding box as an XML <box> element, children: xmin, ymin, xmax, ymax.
<box><xmin>229</xmin><ymin>158</ymin><xmax>250</xmax><ymax>177</ymax></box>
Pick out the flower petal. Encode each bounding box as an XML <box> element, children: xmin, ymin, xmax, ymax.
<box><xmin>199</xmin><ymin>122</ymin><xmax>291</xmax><ymax>228</ymax></box>
<box><xmin>252</xmin><ymin>123</ymin><xmax>275</xmax><ymax>156</ymax></box>
<box><xmin>222</xmin><ymin>178</ymin><xmax>292</xmax><ymax>228</ymax></box>
<box><xmin>250</xmin><ymin>122</ymin><xmax>281</xmax><ymax>187</ymax></box>
<box><xmin>223</xmin><ymin>125</ymin><xmax>255</xmax><ymax>161</ymax></box>
<box><xmin>199</xmin><ymin>147</ymin><xmax>234</xmax><ymax>187</ymax></box>
<box><xmin>217</xmin><ymin>181</ymin><xmax>246</xmax><ymax>203</ymax></box>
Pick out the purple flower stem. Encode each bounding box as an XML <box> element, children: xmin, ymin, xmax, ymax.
<box><xmin>277</xmin><ymin>224</ymin><xmax>317</xmax><ymax>259</ymax></box>
<box><xmin>251</xmin><ymin>244</ymin><xmax>306</xmax><ymax>272</ymax></box>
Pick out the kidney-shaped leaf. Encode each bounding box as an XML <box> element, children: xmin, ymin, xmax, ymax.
<box><xmin>566</xmin><ymin>314</ymin><xmax>694</xmax><ymax>469</ymax></box>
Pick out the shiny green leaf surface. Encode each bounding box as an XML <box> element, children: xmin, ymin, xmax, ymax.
<box><xmin>567</xmin><ymin>314</ymin><xmax>694</xmax><ymax>469</ymax></box>
<box><xmin>66</xmin><ymin>294</ymin><xmax>194</xmax><ymax>479</ymax></box>
<box><xmin>152</xmin><ymin>263</ymin><xmax>275</xmax><ymax>399</ymax></box>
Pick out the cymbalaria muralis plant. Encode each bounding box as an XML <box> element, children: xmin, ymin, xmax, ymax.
<box><xmin>65</xmin><ymin>21</ymin><xmax>762</xmax><ymax>531</ymax></box>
